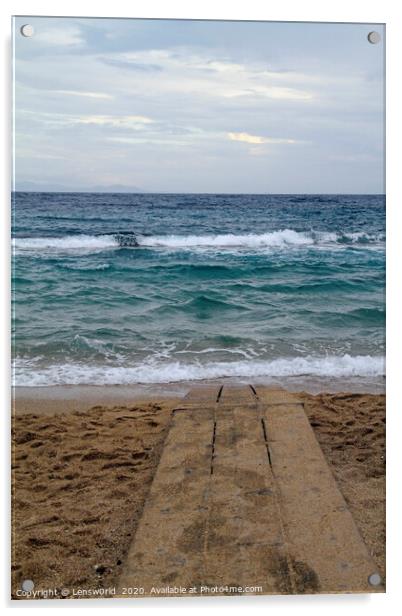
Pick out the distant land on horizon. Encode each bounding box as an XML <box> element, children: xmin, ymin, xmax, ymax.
<box><xmin>12</xmin><ymin>183</ymin><xmax>384</xmax><ymax>196</ymax></box>
<box><xmin>14</xmin><ymin>181</ymin><xmax>146</xmax><ymax>193</ymax></box>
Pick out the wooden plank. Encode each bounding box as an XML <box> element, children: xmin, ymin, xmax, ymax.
<box><xmin>218</xmin><ymin>385</ymin><xmax>255</xmax><ymax>405</ymax></box>
<box><xmin>254</xmin><ymin>386</ymin><xmax>301</xmax><ymax>405</ymax></box>
<box><xmin>183</xmin><ymin>385</ymin><xmax>221</xmax><ymax>405</ymax></box>
<box><xmin>205</xmin><ymin>403</ymin><xmax>293</xmax><ymax>592</ymax></box>
<box><xmin>261</xmin><ymin>399</ymin><xmax>383</xmax><ymax>593</ymax></box>
<box><xmin>117</xmin><ymin>408</ymin><xmax>214</xmax><ymax>592</ymax></box>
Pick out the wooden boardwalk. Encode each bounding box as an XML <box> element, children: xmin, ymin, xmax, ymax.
<box><xmin>118</xmin><ymin>386</ymin><xmax>383</xmax><ymax>596</ymax></box>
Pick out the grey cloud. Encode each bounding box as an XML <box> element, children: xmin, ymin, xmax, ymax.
<box><xmin>99</xmin><ymin>57</ymin><xmax>163</xmax><ymax>72</ymax></box>
<box><xmin>13</xmin><ymin>16</ymin><xmax>385</xmax><ymax>193</ymax></box>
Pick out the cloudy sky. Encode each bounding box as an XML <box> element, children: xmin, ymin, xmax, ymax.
<box><xmin>13</xmin><ymin>17</ymin><xmax>385</xmax><ymax>193</ymax></box>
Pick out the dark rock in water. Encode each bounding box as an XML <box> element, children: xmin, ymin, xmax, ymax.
<box><xmin>113</xmin><ymin>233</ymin><xmax>138</xmax><ymax>247</ymax></box>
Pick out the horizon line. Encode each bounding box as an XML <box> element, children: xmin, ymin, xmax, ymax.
<box><xmin>11</xmin><ymin>190</ymin><xmax>386</xmax><ymax>196</ymax></box>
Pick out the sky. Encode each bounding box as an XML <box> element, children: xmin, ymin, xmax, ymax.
<box><xmin>13</xmin><ymin>17</ymin><xmax>385</xmax><ymax>193</ymax></box>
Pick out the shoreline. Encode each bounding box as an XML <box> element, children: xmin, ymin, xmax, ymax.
<box><xmin>13</xmin><ymin>374</ymin><xmax>386</xmax><ymax>414</ymax></box>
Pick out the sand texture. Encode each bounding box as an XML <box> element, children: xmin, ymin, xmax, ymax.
<box><xmin>11</xmin><ymin>401</ymin><xmax>175</xmax><ymax>597</ymax></box>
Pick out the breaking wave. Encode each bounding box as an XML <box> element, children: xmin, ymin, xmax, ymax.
<box><xmin>14</xmin><ymin>354</ymin><xmax>384</xmax><ymax>386</ymax></box>
<box><xmin>12</xmin><ymin>229</ymin><xmax>385</xmax><ymax>254</ymax></box>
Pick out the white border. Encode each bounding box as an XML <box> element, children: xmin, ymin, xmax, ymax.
<box><xmin>2</xmin><ymin>1</ymin><xmax>401</xmax><ymax>614</ymax></box>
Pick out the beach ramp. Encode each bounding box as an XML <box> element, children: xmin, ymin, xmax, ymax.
<box><xmin>117</xmin><ymin>386</ymin><xmax>383</xmax><ymax>596</ymax></box>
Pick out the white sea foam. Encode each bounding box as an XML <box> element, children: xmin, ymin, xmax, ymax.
<box><xmin>12</xmin><ymin>234</ymin><xmax>119</xmax><ymax>253</ymax></box>
<box><xmin>12</xmin><ymin>229</ymin><xmax>384</xmax><ymax>254</ymax></box>
<box><xmin>138</xmin><ymin>229</ymin><xmax>314</xmax><ymax>249</ymax></box>
<box><xmin>13</xmin><ymin>354</ymin><xmax>385</xmax><ymax>386</ymax></box>
<box><xmin>138</xmin><ymin>230</ymin><xmax>384</xmax><ymax>249</ymax></box>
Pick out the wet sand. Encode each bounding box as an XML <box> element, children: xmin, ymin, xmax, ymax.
<box><xmin>11</xmin><ymin>390</ymin><xmax>385</xmax><ymax>598</ymax></box>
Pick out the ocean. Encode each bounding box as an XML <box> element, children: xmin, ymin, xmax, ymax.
<box><xmin>12</xmin><ymin>193</ymin><xmax>385</xmax><ymax>392</ymax></box>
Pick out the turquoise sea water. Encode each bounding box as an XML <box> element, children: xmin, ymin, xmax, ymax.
<box><xmin>12</xmin><ymin>193</ymin><xmax>385</xmax><ymax>389</ymax></box>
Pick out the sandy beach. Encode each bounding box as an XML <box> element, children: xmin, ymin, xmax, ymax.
<box><xmin>11</xmin><ymin>387</ymin><xmax>385</xmax><ymax>598</ymax></box>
